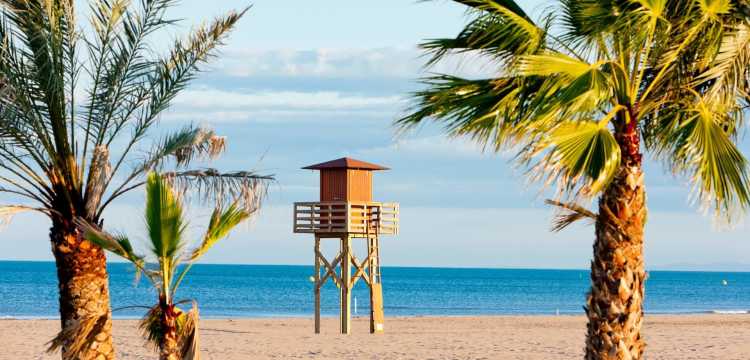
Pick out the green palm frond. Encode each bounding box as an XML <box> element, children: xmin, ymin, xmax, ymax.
<box><xmin>673</xmin><ymin>101</ymin><xmax>750</xmax><ymax>214</ymax></box>
<box><xmin>694</xmin><ymin>22</ymin><xmax>750</xmax><ymax>103</ymax></box>
<box><xmin>397</xmin><ymin>75</ymin><xmax>545</xmax><ymax>150</ymax></box>
<box><xmin>697</xmin><ymin>0</ymin><xmax>731</xmax><ymax>19</ymax></box>
<box><xmin>94</xmin><ymin>6</ymin><xmax>258</xmax><ymax>216</ymax></box>
<box><xmin>75</xmin><ymin>217</ymin><xmax>145</xmax><ymax>272</ymax></box>
<box><xmin>84</xmin><ymin>0</ymin><xmax>178</xmax><ymax>151</ymax></box>
<box><xmin>401</xmin><ymin>0</ymin><xmax>750</xmax><ymax>220</ymax></box>
<box><xmin>551</xmin><ymin>66</ymin><xmax>613</xmax><ymax>115</ymax></box>
<box><xmin>454</xmin><ymin>0</ymin><xmax>532</xmax><ymax>19</ymax></box>
<box><xmin>517</xmin><ymin>52</ymin><xmax>592</xmax><ymax>78</ymax></box>
<box><xmin>559</xmin><ymin>0</ymin><xmax>625</xmax><ymax>41</ymax></box>
<box><xmin>532</xmin><ymin>119</ymin><xmax>621</xmax><ymax>197</ymax></box>
<box><xmin>145</xmin><ymin>172</ymin><xmax>186</xmax><ymax>264</ymax></box>
<box><xmin>0</xmin><ymin>0</ymin><xmax>268</xmax><ymax>229</ymax></box>
<box><xmin>190</xmin><ymin>202</ymin><xmax>249</xmax><ymax>262</ymax></box>
<box><xmin>518</xmin><ymin>53</ymin><xmax>614</xmax><ymax>123</ymax></box>
<box><xmin>422</xmin><ymin>0</ymin><xmax>545</xmax><ymax>66</ymax></box>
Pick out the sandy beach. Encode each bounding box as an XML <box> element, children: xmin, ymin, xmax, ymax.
<box><xmin>2</xmin><ymin>314</ymin><xmax>748</xmax><ymax>359</ymax></box>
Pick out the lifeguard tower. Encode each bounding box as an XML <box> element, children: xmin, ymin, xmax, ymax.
<box><xmin>293</xmin><ymin>157</ymin><xmax>399</xmax><ymax>334</ymax></box>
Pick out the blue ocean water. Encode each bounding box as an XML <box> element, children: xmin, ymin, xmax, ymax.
<box><xmin>0</xmin><ymin>261</ymin><xmax>748</xmax><ymax>319</ymax></box>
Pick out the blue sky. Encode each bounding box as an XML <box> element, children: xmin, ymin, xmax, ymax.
<box><xmin>1</xmin><ymin>0</ymin><xmax>748</xmax><ymax>270</ymax></box>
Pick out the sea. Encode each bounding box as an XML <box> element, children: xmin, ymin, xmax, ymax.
<box><xmin>0</xmin><ymin>261</ymin><xmax>748</xmax><ymax>319</ymax></box>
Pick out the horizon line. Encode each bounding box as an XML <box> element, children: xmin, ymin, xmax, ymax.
<box><xmin>2</xmin><ymin>259</ymin><xmax>749</xmax><ymax>273</ymax></box>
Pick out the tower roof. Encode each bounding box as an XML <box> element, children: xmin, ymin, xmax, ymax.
<box><xmin>302</xmin><ymin>157</ymin><xmax>390</xmax><ymax>171</ymax></box>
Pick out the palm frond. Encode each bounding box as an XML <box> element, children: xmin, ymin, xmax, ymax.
<box><xmin>0</xmin><ymin>205</ymin><xmax>47</xmax><ymax>227</ymax></box>
<box><xmin>84</xmin><ymin>0</ymin><xmax>181</xmax><ymax>153</ymax></box>
<box><xmin>178</xmin><ymin>302</ymin><xmax>201</xmax><ymax>360</ymax></box>
<box><xmin>135</xmin><ymin>6</ymin><xmax>248</xmax><ymax>128</ymax></box>
<box><xmin>559</xmin><ymin>0</ymin><xmax>623</xmax><ymax>41</ymax></box>
<box><xmin>396</xmin><ymin>75</ymin><xmax>545</xmax><ymax>151</ymax></box>
<box><xmin>75</xmin><ymin>217</ymin><xmax>145</xmax><ymax>273</ymax></box>
<box><xmin>99</xmin><ymin>126</ymin><xmax>231</xmax><ymax>217</ymax></box>
<box><xmin>164</xmin><ymin>169</ymin><xmax>272</xmax><ymax>213</ymax></box>
<box><xmin>422</xmin><ymin>0</ymin><xmax>544</xmax><ymax>66</ymax></box>
<box><xmin>139</xmin><ymin>304</ymin><xmax>166</xmax><ymax>350</ymax></box>
<box><xmin>694</xmin><ymin>22</ymin><xmax>750</xmax><ymax>104</ymax></box>
<box><xmin>531</xmin><ymin>120</ymin><xmax>621</xmax><ymax>197</ymax></box>
<box><xmin>83</xmin><ymin>145</ymin><xmax>111</xmax><ymax>216</ymax></box>
<box><xmin>454</xmin><ymin>0</ymin><xmax>532</xmax><ymax>19</ymax></box>
<box><xmin>524</xmin><ymin>57</ymin><xmax>614</xmax><ymax>117</ymax></box>
<box><xmin>404</xmin><ymin>0</ymin><xmax>750</xmax><ymax>227</ymax></box>
<box><xmin>672</xmin><ymin>100</ymin><xmax>750</xmax><ymax>215</ymax></box>
<box><xmin>94</xmin><ymin>8</ymin><xmax>250</xmax><ymax>217</ymax></box>
<box><xmin>145</xmin><ymin>172</ymin><xmax>186</xmax><ymax>264</ymax></box>
<box><xmin>517</xmin><ymin>52</ymin><xmax>592</xmax><ymax>78</ymax></box>
<box><xmin>47</xmin><ymin>313</ymin><xmax>108</xmax><ymax>358</ymax></box>
<box><xmin>190</xmin><ymin>202</ymin><xmax>249</xmax><ymax>262</ymax></box>
<box><xmin>144</xmin><ymin>126</ymin><xmax>226</xmax><ymax>172</ymax></box>
<box><xmin>2</xmin><ymin>0</ymin><xmax>75</xmax><ymax>169</ymax></box>
<box><xmin>545</xmin><ymin>199</ymin><xmax>598</xmax><ymax>231</ymax></box>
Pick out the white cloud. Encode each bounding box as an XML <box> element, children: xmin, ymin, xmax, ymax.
<box><xmin>215</xmin><ymin>47</ymin><xmax>499</xmax><ymax>80</ymax></box>
<box><xmin>217</xmin><ymin>48</ymin><xmax>419</xmax><ymax>79</ymax></box>
<box><xmin>357</xmin><ymin>135</ymin><xmax>509</xmax><ymax>159</ymax></box>
<box><xmin>173</xmin><ymin>88</ymin><xmax>402</xmax><ymax>110</ymax></box>
<box><xmin>164</xmin><ymin>88</ymin><xmax>405</xmax><ymax>123</ymax></box>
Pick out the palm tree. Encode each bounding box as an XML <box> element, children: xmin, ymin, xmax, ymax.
<box><xmin>0</xmin><ymin>1</ymin><xmax>271</xmax><ymax>359</ymax></box>
<box><xmin>398</xmin><ymin>0</ymin><xmax>750</xmax><ymax>359</ymax></box>
<box><xmin>77</xmin><ymin>172</ymin><xmax>250</xmax><ymax>360</ymax></box>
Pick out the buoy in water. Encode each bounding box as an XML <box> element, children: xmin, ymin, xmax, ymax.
<box><xmin>722</xmin><ymin>280</ymin><xmax>728</xmax><ymax>286</ymax></box>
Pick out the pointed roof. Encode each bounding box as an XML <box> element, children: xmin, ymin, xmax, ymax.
<box><xmin>302</xmin><ymin>157</ymin><xmax>390</xmax><ymax>171</ymax></box>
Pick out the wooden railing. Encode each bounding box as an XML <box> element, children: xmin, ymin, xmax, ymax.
<box><xmin>293</xmin><ymin>201</ymin><xmax>399</xmax><ymax>235</ymax></box>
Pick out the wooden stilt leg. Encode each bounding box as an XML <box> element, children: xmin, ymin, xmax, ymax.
<box><xmin>340</xmin><ymin>235</ymin><xmax>352</xmax><ymax>334</ymax></box>
<box><xmin>369</xmin><ymin>235</ymin><xmax>384</xmax><ymax>333</ymax></box>
<box><xmin>314</xmin><ymin>235</ymin><xmax>321</xmax><ymax>334</ymax></box>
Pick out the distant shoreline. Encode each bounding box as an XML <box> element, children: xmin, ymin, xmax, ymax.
<box><xmin>3</xmin><ymin>310</ymin><xmax>749</xmax><ymax>321</ymax></box>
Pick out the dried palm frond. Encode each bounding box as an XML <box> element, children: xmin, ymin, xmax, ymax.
<box><xmin>178</xmin><ymin>302</ymin><xmax>201</xmax><ymax>360</ymax></box>
<box><xmin>545</xmin><ymin>199</ymin><xmax>597</xmax><ymax>232</ymax></box>
<box><xmin>84</xmin><ymin>145</ymin><xmax>111</xmax><ymax>216</ymax></box>
<box><xmin>174</xmin><ymin>129</ymin><xmax>226</xmax><ymax>166</ymax></box>
<box><xmin>164</xmin><ymin>168</ymin><xmax>272</xmax><ymax>212</ymax></box>
<box><xmin>0</xmin><ymin>205</ymin><xmax>49</xmax><ymax>228</ymax></box>
<box><xmin>47</xmin><ymin>313</ymin><xmax>108</xmax><ymax>358</ymax></box>
<box><xmin>139</xmin><ymin>304</ymin><xmax>166</xmax><ymax>350</ymax></box>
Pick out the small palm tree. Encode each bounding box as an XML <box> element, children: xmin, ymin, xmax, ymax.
<box><xmin>0</xmin><ymin>1</ymin><xmax>271</xmax><ymax>359</ymax></box>
<box><xmin>77</xmin><ymin>172</ymin><xmax>250</xmax><ymax>360</ymax></box>
<box><xmin>399</xmin><ymin>1</ymin><xmax>750</xmax><ymax>359</ymax></box>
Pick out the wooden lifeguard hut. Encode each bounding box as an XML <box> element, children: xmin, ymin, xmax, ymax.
<box><xmin>293</xmin><ymin>157</ymin><xmax>399</xmax><ymax>334</ymax></box>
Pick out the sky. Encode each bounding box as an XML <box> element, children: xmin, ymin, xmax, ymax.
<box><xmin>0</xmin><ymin>0</ymin><xmax>749</xmax><ymax>270</ymax></box>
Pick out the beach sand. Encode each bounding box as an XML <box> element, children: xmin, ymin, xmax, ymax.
<box><xmin>2</xmin><ymin>315</ymin><xmax>748</xmax><ymax>359</ymax></box>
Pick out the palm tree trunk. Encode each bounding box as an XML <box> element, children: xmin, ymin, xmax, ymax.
<box><xmin>159</xmin><ymin>301</ymin><xmax>180</xmax><ymax>360</ymax></box>
<box><xmin>585</xmin><ymin>121</ymin><xmax>647</xmax><ymax>360</ymax></box>
<box><xmin>51</xmin><ymin>219</ymin><xmax>115</xmax><ymax>360</ymax></box>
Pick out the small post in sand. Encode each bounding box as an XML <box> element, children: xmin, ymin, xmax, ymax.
<box><xmin>294</xmin><ymin>157</ymin><xmax>399</xmax><ymax>335</ymax></box>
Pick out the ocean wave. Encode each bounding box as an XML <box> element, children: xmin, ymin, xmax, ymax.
<box><xmin>708</xmin><ymin>310</ymin><xmax>749</xmax><ymax>314</ymax></box>
<box><xmin>0</xmin><ymin>315</ymin><xmax>60</xmax><ymax>320</ymax></box>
